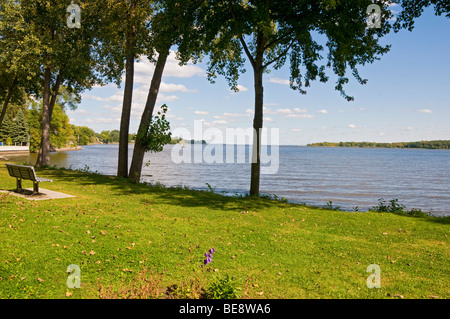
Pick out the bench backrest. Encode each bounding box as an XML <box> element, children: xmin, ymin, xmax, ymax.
<box><xmin>5</xmin><ymin>163</ymin><xmax>38</xmax><ymax>181</ymax></box>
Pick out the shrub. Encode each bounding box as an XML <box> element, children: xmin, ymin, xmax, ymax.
<box><xmin>203</xmin><ymin>274</ymin><xmax>241</xmax><ymax>299</ymax></box>
<box><xmin>370</xmin><ymin>198</ymin><xmax>430</xmax><ymax>217</ymax></box>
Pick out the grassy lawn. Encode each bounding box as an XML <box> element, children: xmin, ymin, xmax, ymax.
<box><xmin>0</xmin><ymin>162</ymin><xmax>448</xmax><ymax>299</ymax></box>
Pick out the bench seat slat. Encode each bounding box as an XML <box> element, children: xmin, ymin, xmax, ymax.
<box><xmin>5</xmin><ymin>163</ymin><xmax>53</xmax><ymax>194</ymax></box>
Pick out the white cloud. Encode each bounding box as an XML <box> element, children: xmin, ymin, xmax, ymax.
<box><xmin>195</xmin><ymin>110</ymin><xmax>209</xmax><ymax>115</ymax></box>
<box><xmin>103</xmin><ymin>105</ymin><xmax>122</xmax><ymax>113</ymax></box>
<box><xmin>348</xmin><ymin>124</ymin><xmax>356</xmax><ymax>129</ymax></box>
<box><xmin>290</xmin><ymin>128</ymin><xmax>303</xmax><ymax>132</ymax></box>
<box><xmin>269</xmin><ymin>77</ymin><xmax>290</xmax><ymax>85</ymax></box>
<box><xmin>212</xmin><ymin>120</ymin><xmax>228</xmax><ymax>125</ymax></box>
<box><xmin>236</xmin><ymin>84</ymin><xmax>249</xmax><ymax>92</ymax></box>
<box><xmin>133</xmin><ymin>51</ymin><xmax>205</xmax><ymax>84</ymax></box>
<box><xmin>276</xmin><ymin>108</ymin><xmax>293</xmax><ymax>114</ymax></box>
<box><xmin>293</xmin><ymin>108</ymin><xmax>308</xmax><ymax>113</ymax></box>
<box><xmin>317</xmin><ymin>109</ymin><xmax>328</xmax><ymax>114</ymax></box>
<box><xmin>222</xmin><ymin>112</ymin><xmax>242</xmax><ymax>117</ymax></box>
<box><xmin>287</xmin><ymin>114</ymin><xmax>315</xmax><ymax>119</ymax></box>
<box><xmin>159</xmin><ymin>82</ymin><xmax>197</xmax><ymax>93</ymax></box>
<box><xmin>83</xmin><ymin>93</ymin><xmax>123</xmax><ymax>103</ymax></box>
<box><xmin>265</xmin><ymin>117</ymin><xmax>275</xmax><ymax>122</ymax></box>
<box><xmin>157</xmin><ymin>94</ymin><xmax>179</xmax><ymax>102</ymax></box>
<box><xmin>417</xmin><ymin>109</ymin><xmax>433</xmax><ymax>114</ymax></box>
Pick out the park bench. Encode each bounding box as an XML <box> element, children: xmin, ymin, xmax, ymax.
<box><xmin>5</xmin><ymin>163</ymin><xmax>53</xmax><ymax>195</ymax></box>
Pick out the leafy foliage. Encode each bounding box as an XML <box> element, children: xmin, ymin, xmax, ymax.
<box><xmin>136</xmin><ymin>104</ymin><xmax>172</xmax><ymax>153</ymax></box>
<box><xmin>199</xmin><ymin>0</ymin><xmax>393</xmax><ymax>100</ymax></box>
<box><xmin>203</xmin><ymin>274</ymin><xmax>241</xmax><ymax>299</ymax></box>
<box><xmin>28</xmin><ymin>101</ymin><xmax>76</xmax><ymax>152</ymax></box>
<box><xmin>370</xmin><ymin>198</ymin><xmax>431</xmax><ymax>217</ymax></box>
<box><xmin>394</xmin><ymin>0</ymin><xmax>450</xmax><ymax>31</ymax></box>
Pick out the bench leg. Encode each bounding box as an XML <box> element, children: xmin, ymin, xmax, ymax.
<box><xmin>33</xmin><ymin>182</ymin><xmax>39</xmax><ymax>195</ymax></box>
<box><xmin>16</xmin><ymin>178</ymin><xmax>23</xmax><ymax>193</ymax></box>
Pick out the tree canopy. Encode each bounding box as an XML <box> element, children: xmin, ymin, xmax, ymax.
<box><xmin>194</xmin><ymin>0</ymin><xmax>393</xmax><ymax>195</ymax></box>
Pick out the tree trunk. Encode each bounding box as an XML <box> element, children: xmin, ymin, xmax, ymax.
<box><xmin>128</xmin><ymin>48</ymin><xmax>170</xmax><ymax>184</ymax></box>
<box><xmin>35</xmin><ymin>67</ymin><xmax>52</xmax><ymax>167</ymax></box>
<box><xmin>36</xmin><ymin>71</ymin><xmax>62</xmax><ymax>167</ymax></box>
<box><xmin>249</xmin><ymin>32</ymin><xmax>266</xmax><ymax>196</ymax></box>
<box><xmin>48</xmin><ymin>74</ymin><xmax>62</xmax><ymax>120</ymax></box>
<box><xmin>0</xmin><ymin>76</ymin><xmax>17</xmax><ymax>130</ymax></box>
<box><xmin>250</xmin><ymin>65</ymin><xmax>264</xmax><ymax>196</ymax></box>
<box><xmin>117</xmin><ymin>2</ymin><xmax>137</xmax><ymax>178</ymax></box>
<box><xmin>117</xmin><ymin>39</ymin><xmax>135</xmax><ymax>178</ymax></box>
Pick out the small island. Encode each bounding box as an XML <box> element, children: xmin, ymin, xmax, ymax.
<box><xmin>307</xmin><ymin>140</ymin><xmax>450</xmax><ymax>150</ymax></box>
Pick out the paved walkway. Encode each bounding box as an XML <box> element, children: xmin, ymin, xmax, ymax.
<box><xmin>0</xmin><ymin>188</ymin><xmax>75</xmax><ymax>201</ymax></box>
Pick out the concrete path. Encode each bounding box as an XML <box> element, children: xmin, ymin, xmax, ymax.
<box><xmin>0</xmin><ymin>188</ymin><xmax>75</xmax><ymax>201</ymax></box>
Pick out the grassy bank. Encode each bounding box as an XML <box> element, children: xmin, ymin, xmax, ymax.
<box><xmin>0</xmin><ymin>162</ymin><xmax>448</xmax><ymax>299</ymax></box>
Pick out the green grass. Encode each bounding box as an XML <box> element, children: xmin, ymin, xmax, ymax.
<box><xmin>0</xmin><ymin>162</ymin><xmax>448</xmax><ymax>299</ymax></box>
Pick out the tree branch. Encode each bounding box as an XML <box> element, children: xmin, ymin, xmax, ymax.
<box><xmin>228</xmin><ymin>2</ymin><xmax>255</xmax><ymax>68</ymax></box>
<box><xmin>262</xmin><ymin>36</ymin><xmax>297</xmax><ymax>70</ymax></box>
<box><xmin>263</xmin><ymin>29</ymin><xmax>295</xmax><ymax>51</ymax></box>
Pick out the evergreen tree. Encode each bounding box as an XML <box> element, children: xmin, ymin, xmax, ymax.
<box><xmin>11</xmin><ymin>109</ymin><xmax>28</xmax><ymax>145</ymax></box>
<box><xmin>0</xmin><ymin>114</ymin><xmax>13</xmax><ymax>144</ymax></box>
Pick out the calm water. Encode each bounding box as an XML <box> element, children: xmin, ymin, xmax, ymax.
<box><xmin>6</xmin><ymin>144</ymin><xmax>450</xmax><ymax>216</ymax></box>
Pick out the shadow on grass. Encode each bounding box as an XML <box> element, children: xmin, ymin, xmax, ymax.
<box><xmin>34</xmin><ymin>165</ymin><xmax>292</xmax><ymax>213</ymax></box>
<box><xmin>4</xmin><ymin>163</ymin><xmax>448</xmax><ymax>225</ymax></box>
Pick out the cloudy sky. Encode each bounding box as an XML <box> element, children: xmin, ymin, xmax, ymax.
<box><xmin>68</xmin><ymin>6</ymin><xmax>450</xmax><ymax>146</ymax></box>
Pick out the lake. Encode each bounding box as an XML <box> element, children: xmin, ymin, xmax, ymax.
<box><xmin>5</xmin><ymin>144</ymin><xmax>450</xmax><ymax>216</ymax></box>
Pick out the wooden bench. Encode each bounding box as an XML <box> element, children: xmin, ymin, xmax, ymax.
<box><xmin>5</xmin><ymin>163</ymin><xmax>53</xmax><ymax>195</ymax></box>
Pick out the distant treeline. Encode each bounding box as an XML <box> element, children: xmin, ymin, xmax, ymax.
<box><xmin>307</xmin><ymin>140</ymin><xmax>450</xmax><ymax>149</ymax></box>
<box><xmin>169</xmin><ymin>137</ymin><xmax>207</xmax><ymax>144</ymax></box>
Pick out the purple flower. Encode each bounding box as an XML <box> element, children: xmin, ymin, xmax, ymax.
<box><xmin>204</xmin><ymin>257</ymin><xmax>212</xmax><ymax>265</ymax></box>
<box><xmin>202</xmin><ymin>248</ymin><xmax>216</xmax><ymax>267</ymax></box>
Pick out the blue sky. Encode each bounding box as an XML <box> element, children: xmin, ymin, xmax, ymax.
<box><xmin>68</xmin><ymin>7</ymin><xmax>450</xmax><ymax>146</ymax></box>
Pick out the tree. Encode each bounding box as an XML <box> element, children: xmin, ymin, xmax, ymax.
<box><xmin>0</xmin><ymin>114</ymin><xmax>13</xmax><ymax>144</ymax></box>
<box><xmin>198</xmin><ymin>0</ymin><xmax>393</xmax><ymax>195</ymax></box>
<box><xmin>11</xmin><ymin>109</ymin><xmax>29</xmax><ymax>145</ymax></box>
<box><xmin>73</xmin><ymin>125</ymin><xmax>97</xmax><ymax>145</ymax></box>
<box><xmin>28</xmin><ymin>97</ymin><xmax>77</xmax><ymax>152</ymax></box>
<box><xmin>96</xmin><ymin>0</ymin><xmax>154</xmax><ymax>178</ymax></box>
<box><xmin>394</xmin><ymin>0</ymin><xmax>449</xmax><ymax>31</ymax></box>
<box><xmin>0</xmin><ymin>0</ymin><xmax>41</xmax><ymax>130</ymax></box>
<box><xmin>128</xmin><ymin>0</ymin><xmax>208</xmax><ymax>183</ymax></box>
<box><xmin>15</xmin><ymin>1</ymin><xmax>121</xmax><ymax>167</ymax></box>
